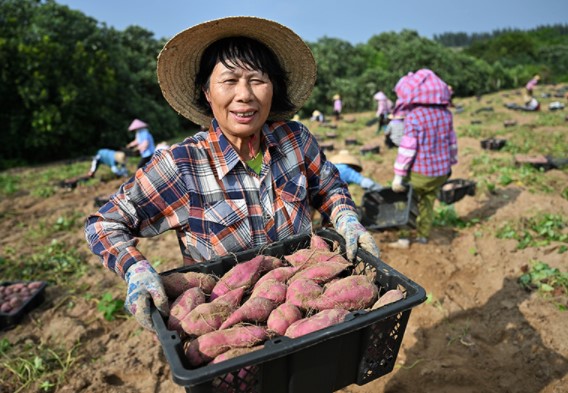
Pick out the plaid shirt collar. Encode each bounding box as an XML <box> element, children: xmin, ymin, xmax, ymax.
<box><xmin>209</xmin><ymin>119</ymin><xmax>285</xmax><ymax>180</ymax></box>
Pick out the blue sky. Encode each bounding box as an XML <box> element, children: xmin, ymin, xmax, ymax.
<box><xmin>56</xmin><ymin>0</ymin><xmax>567</xmax><ymax>43</ymax></box>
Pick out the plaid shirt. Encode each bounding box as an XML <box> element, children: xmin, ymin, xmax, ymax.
<box><xmin>394</xmin><ymin>106</ymin><xmax>458</xmax><ymax>177</ymax></box>
<box><xmin>85</xmin><ymin>120</ymin><xmax>355</xmax><ymax>278</ymax></box>
<box><xmin>393</xmin><ymin>69</ymin><xmax>457</xmax><ymax>177</ymax></box>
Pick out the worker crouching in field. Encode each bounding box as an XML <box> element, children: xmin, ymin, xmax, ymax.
<box><xmin>87</xmin><ymin>148</ymin><xmax>128</xmax><ymax>178</ymax></box>
<box><xmin>329</xmin><ymin>150</ymin><xmax>383</xmax><ymax>192</ymax></box>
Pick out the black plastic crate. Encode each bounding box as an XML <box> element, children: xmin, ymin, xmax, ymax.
<box><xmin>152</xmin><ymin>229</ymin><xmax>426</xmax><ymax>393</ymax></box>
<box><xmin>0</xmin><ymin>281</ymin><xmax>47</xmax><ymax>330</ymax></box>
<box><xmin>480</xmin><ymin>138</ymin><xmax>507</xmax><ymax>151</ymax></box>
<box><xmin>359</xmin><ymin>186</ymin><xmax>418</xmax><ymax>230</ymax></box>
<box><xmin>437</xmin><ymin>179</ymin><xmax>476</xmax><ymax>204</ymax></box>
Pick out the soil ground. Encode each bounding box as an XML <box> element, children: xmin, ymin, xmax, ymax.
<box><xmin>1</xmin><ymin>87</ymin><xmax>567</xmax><ymax>392</ymax></box>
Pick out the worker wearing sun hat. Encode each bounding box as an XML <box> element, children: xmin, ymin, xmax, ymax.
<box><xmin>525</xmin><ymin>74</ymin><xmax>540</xmax><ymax>97</ymax></box>
<box><xmin>126</xmin><ymin>118</ymin><xmax>156</xmax><ymax>169</ymax></box>
<box><xmin>329</xmin><ymin>150</ymin><xmax>383</xmax><ymax>192</ymax></box>
<box><xmin>332</xmin><ymin>93</ymin><xmax>342</xmax><ymax>121</ymax></box>
<box><xmin>389</xmin><ymin>69</ymin><xmax>457</xmax><ymax>247</ymax></box>
<box><xmin>85</xmin><ymin>16</ymin><xmax>380</xmax><ymax>331</ymax></box>
<box><xmin>87</xmin><ymin>149</ymin><xmax>128</xmax><ymax>178</ymax></box>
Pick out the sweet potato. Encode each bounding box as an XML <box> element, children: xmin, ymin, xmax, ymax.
<box><xmin>210</xmin><ymin>255</ymin><xmax>283</xmax><ymax>300</ymax></box>
<box><xmin>181</xmin><ymin>287</ymin><xmax>245</xmax><ymax>336</ymax></box>
<box><xmin>371</xmin><ymin>289</ymin><xmax>404</xmax><ymax>310</ymax></box>
<box><xmin>209</xmin><ymin>345</ymin><xmax>263</xmax><ymax>365</ymax></box>
<box><xmin>219</xmin><ymin>297</ymin><xmax>277</xmax><ymax>330</ymax></box>
<box><xmin>285</xmin><ymin>279</ymin><xmax>323</xmax><ymax>310</ymax></box>
<box><xmin>250</xmin><ymin>279</ymin><xmax>287</xmax><ymax>304</ymax></box>
<box><xmin>310</xmin><ymin>234</ymin><xmax>330</xmax><ymax>251</ymax></box>
<box><xmin>267</xmin><ymin>303</ymin><xmax>303</xmax><ymax>336</ymax></box>
<box><xmin>185</xmin><ymin>325</ymin><xmax>268</xmax><ymax>367</ymax></box>
<box><xmin>284</xmin><ymin>249</ymin><xmax>350</xmax><ymax>269</ymax></box>
<box><xmin>288</xmin><ymin>262</ymin><xmax>347</xmax><ymax>284</ymax></box>
<box><xmin>315</xmin><ymin>275</ymin><xmax>378</xmax><ymax>311</ymax></box>
<box><xmin>253</xmin><ymin>266</ymin><xmax>298</xmax><ymax>288</ymax></box>
<box><xmin>162</xmin><ymin>271</ymin><xmax>217</xmax><ymax>298</ymax></box>
<box><xmin>167</xmin><ymin>287</ymin><xmax>206</xmax><ymax>333</ymax></box>
<box><xmin>284</xmin><ymin>309</ymin><xmax>350</xmax><ymax>339</ymax></box>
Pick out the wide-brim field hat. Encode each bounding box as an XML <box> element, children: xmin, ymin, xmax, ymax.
<box><xmin>333</xmin><ymin>94</ymin><xmax>341</xmax><ymax>100</ymax></box>
<box><xmin>394</xmin><ymin>69</ymin><xmax>451</xmax><ymax>109</ymax></box>
<box><xmin>329</xmin><ymin>149</ymin><xmax>362</xmax><ymax>172</ymax></box>
<box><xmin>114</xmin><ymin>151</ymin><xmax>126</xmax><ymax>165</ymax></box>
<box><xmin>157</xmin><ymin>16</ymin><xmax>317</xmax><ymax>126</ymax></box>
<box><xmin>128</xmin><ymin>119</ymin><xmax>148</xmax><ymax>131</ymax></box>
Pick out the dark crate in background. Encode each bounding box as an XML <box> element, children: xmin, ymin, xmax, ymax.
<box><xmin>359</xmin><ymin>187</ymin><xmax>418</xmax><ymax>230</ymax></box>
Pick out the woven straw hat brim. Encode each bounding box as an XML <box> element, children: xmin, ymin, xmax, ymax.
<box><xmin>329</xmin><ymin>150</ymin><xmax>362</xmax><ymax>172</ymax></box>
<box><xmin>157</xmin><ymin>16</ymin><xmax>317</xmax><ymax>126</ymax></box>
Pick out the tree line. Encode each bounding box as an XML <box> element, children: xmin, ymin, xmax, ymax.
<box><xmin>2</xmin><ymin>0</ymin><xmax>568</xmax><ymax>169</ymax></box>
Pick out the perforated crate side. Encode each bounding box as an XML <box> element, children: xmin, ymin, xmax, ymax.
<box><xmin>356</xmin><ymin>309</ymin><xmax>411</xmax><ymax>385</ymax></box>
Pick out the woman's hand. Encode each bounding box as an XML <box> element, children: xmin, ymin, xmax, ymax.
<box><xmin>124</xmin><ymin>260</ymin><xmax>169</xmax><ymax>331</ymax></box>
<box><xmin>391</xmin><ymin>175</ymin><xmax>406</xmax><ymax>193</ymax></box>
<box><xmin>335</xmin><ymin>212</ymin><xmax>380</xmax><ymax>261</ymax></box>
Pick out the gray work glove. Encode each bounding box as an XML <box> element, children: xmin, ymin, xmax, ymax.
<box><xmin>124</xmin><ymin>260</ymin><xmax>169</xmax><ymax>331</ymax></box>
<box><xmin>335</xmin><ymin>212</ymin><xmax>381</xmax><ymax>261</ymax></box>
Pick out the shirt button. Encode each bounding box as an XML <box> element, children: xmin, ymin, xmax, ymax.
<box><xmin>263</xmin><ymin>212</ymin><xmax>271</xmax><ymax>221</ymax></box>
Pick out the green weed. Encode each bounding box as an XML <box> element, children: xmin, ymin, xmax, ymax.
<box><xmin>0</xmin><ymin>239</ymin><xmax>87</xmax><ymax>285</ymax></box>
<box><xmin>496</xmin><ymin>213</ymin><xmax>568</xmax><ymax>250</ymax></box>
<box><xmin>97</xmin><ymin>292</ymin><xmax>125</xmax><ymax>321</ymax></box>
<box><xmin>1</xmin><ymin>342</ymin><xmax>79</xmax><ymax>393</ymax></box>
<box><xmin>433</xmin><ymin>204</ymin><xmax>479</xmax><ymax>228</ymax></box>
<box><xmin>53</xmin><ymin>212</ymin><xmax>83</xmax><ymax>232</ymax></box>
<box><xmin>0</xmin><ymin>173</ymin><xmax>20</xmax><ymax>195</ymax></box>
<box><xmin>519</xmin><ymin>261</ymin><xmax>567</xmax><ymax>310</ymax></box>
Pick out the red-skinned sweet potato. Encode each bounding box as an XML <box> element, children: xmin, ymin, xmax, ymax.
<box><xmin>288</xmin><ymin>262</ymin><xmax>348</xmax><ymax>284</ymax></box>
<box><xmin>219</xmin><ymin>297</ymin><xmax>277</xmax><ymax>330</ymax></box>
<box><xmin>315</xmin><ymin>275</ymin><xmax>378</xmax><ymax>311</ymax></box>
<box><xmin>267</xmin><ymin>303</ymin><xmax>303</xmax><ymax>335</ymax></box>
<box><xmin>162</xmin><ymin>271</ymin><xmax>217</xmax><ymax>298</ymax></box>
<box><xmin>284</xmin><ymin>249</ymin><xmax>350</xmax><ymax>269</ymax></box>
<box><xmin>253</xmin><ymin>266</ymin><xmax>298</xmax><ymax>288</ymax></box>
<box><xmin>285</xmin><ymin>278</ymin><xmax>323</xmax><ymax>310</ymax></box>
<box><xmin>284</xmin><ymin>309</ymin><xmax>350</xmax><ymax>339</ymax></box>
<box><xmin>310</xmin><ymin>234</ymin><xmax>331</xmax><ymax>251</ymax></box>
<box><xmin>181</xmin><ymin>287</ymin><xmax>245</xmax><ymax>337</ymax></box>
<box><xmin>208</xmin><ymin>345</ymin><xmax>264</xmax><ymax>365</ymax></box>
<box><xmin>185</xmin><ymin>325</ymin><xmax>268</xmax><ymax>367</ymax></box>
<box><xmin>250</xmin><ymin>279</ymin><xmax>287</xmax><ymax>304</ymax></box>
<box><xmin>371</xmin><ymin>289</ymin><xmax>404</xmax><ymax>310</ymax></box>
<box><xmin>210</xmin><ymin>255</ymin><xmax>283</xmax><ymax>300</ymax></box>
<box><xmin>167</xmin><ymin>287</ymin><xmax>206</xmax><ymax>333</ymax></box>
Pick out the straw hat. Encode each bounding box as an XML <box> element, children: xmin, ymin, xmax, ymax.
<box><xmin>128</xmin><ymin>119</ymin><xmax>148</xmax><ymax>131</ymax></box>
<box><xmin>114</xmin><ymin>151</ymin><xmax>126</xmax><ymax>165</ymax></box>
<box><xmin>333</xmin><ymin>94</ymin><xmax>341</xmax><ymax>100</ymax></box>
<box><xmin>329</xmin><ymin>150</ymin><xmax>362</xmax><ymax>172</ymax></box>
<box><xmin>157</xmin><ymin>16</ymin><xmax>317</xmax><ymax>126</ymax></box>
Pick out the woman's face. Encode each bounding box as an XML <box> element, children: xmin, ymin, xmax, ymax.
<box><xmin>204</xmin><ymin>60</ymin><xmax>273</xmax><ymax>141</ymax></box>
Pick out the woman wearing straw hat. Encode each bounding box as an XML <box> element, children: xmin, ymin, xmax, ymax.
<box><xmin>329</xmin><ymin>150</ymin><xmax>383</xmax><ymax>191</ymax></box>
<box><xmin>87</xmin><ymin>148</ymin><xmax>128</xmax><ymax>178</ymax></box>
<box><xmin>85</xmin><ymin>16</ymin><xmax>379</xmax><ymax>331</ymax></box>
<box><xmin>126</xmin><ymin>118</ymin><xmax>156</xmax><ymax>169</ymax></box>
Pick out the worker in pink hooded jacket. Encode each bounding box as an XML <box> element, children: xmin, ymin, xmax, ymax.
<box><xmin>390</xmin><ymin>69</ymin><xmax>458</xmax><ymax>247</ymax></box>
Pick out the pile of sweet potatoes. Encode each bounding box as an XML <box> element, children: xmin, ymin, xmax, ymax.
<box><xmin>0</xmin><ymin>281</ymin><xmax>44</xmax><ymax>314</ymax></box>
<box><xmin>162</xmin><ymin>234</ymin><xmax>405</xmax><ymax>369</ymax></box>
